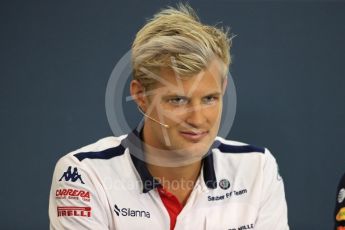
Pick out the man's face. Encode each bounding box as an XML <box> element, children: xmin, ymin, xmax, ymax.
<box><xmin>142</xmin><ymin>58</ymin><xmax>226</xmax><ymax>161</ymax></box>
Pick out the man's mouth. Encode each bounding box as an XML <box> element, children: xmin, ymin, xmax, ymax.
<box><xmin>179</xmin><ymin>130</ymin><xmax>209</xmax><ymax>142</ymax></box>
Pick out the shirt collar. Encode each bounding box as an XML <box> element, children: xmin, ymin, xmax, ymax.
<box><xmin>121</xmin><ymin>124</ymin><xmax>220</xmax><ymax>193</ymax></box>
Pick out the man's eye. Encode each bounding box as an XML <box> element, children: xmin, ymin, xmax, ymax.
<box><xmin>203</xmin><ymin>96</ymin><xmax>218</xmax><ymax>104</ymax></box>
<box><xmin>168</xmin><ymin>97</ymin><xmax>188</xmax><ymax>105</ymax></box>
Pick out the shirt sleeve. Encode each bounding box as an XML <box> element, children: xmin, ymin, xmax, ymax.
<box><xmin>49</xmin><ymin>154</ymin><xmax>110</xmax><ymax>229</ymax></box>
<box><xmin>254</xmin><ymin>148</ymin><xmax>289</xmax><ymax>230</ymax></box>
<box><xmin>334</xmin><ymin>172</ymin><xmax>345</xmax><ymax>229</ymax></box>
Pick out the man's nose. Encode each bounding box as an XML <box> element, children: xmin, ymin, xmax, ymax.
<box><xmin>185</xmin><ymin>104</ymin><xmax>206</xmax><ymax>127</ymax></box>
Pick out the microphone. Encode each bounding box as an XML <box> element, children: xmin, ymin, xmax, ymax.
<box><xmin>137</xmin><ymin>106</ymin><xmax>170</xmax><ymax>128</ymax></box>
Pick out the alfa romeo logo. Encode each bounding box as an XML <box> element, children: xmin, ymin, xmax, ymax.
<box><xmin>219</xmin><ymin>179</ymin><xmax>231</xmax><ymax>190</ymax></box>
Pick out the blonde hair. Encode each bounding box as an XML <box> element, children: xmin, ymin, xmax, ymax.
<box><xmin>131</xmin><ymin>3</ymin><xmax>232</xmax><ymax>90</ymax></box>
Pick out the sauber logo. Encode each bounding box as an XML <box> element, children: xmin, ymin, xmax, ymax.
<box><xmin>55</xmin><ymin>188</ymin><xmax>90</xmax><ymax>202</ymax></box>
<box><xmin>57</xmin><ymin>206</ymin><xmax>91</xmax><ymax>217</ymax></box>
<box><xmin>114</xmin><ymin>204</ymin><xmax>150</xmax><ymax>218</ymax></box>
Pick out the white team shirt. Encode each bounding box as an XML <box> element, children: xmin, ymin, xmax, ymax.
<box><xmin>49</xmin><ymin>127</ymin><xmax>289</xmax><ymax>230</ymax></box>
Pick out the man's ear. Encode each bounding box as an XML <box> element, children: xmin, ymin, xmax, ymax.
<box><xmin>130</xmin><ymin>80</ymin><xmax>148</xmax><ymax>111</ymax></box>
<box><xmin>222</xmin><ymin>77</ymin><xmax>228</xmax><ymax>95</ymax></box>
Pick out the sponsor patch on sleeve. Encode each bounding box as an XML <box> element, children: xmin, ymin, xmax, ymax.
<box><xmin>55</xmin><ymin>188</ymin><xmax>90</xmax><ymax>202</ymax></box>
<box><xmin>57</xmin><ymin>206</ymin><xmax>91</xmax><ymax>217</ymax></box>
<box><xmin>336</xmin><ymin>207</ymin><xmax>345</xmax><ymax>222</ymax></box>
<box><xmin>59</xmin><ymin>166</ymin><xmax>85</xmax><ymax>184</ymax></box>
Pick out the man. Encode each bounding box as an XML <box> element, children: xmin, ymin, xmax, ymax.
<box><xmin>49</xmin><ymin>4</ymin><xmax>289</xmax><ymax>229</ymax></box>
<box><xmin>335</xmin><ymin>172</ymin><xmax>345</xmax><ymax>229</ymax></box>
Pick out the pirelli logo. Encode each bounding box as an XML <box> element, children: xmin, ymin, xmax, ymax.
<box><xmin>57</xmin><ymin>206</ymin><xmax>91</xmax><ymax>217</ymax></box>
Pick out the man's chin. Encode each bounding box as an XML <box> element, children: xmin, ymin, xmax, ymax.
<box><xmin>182</xmin><ymin>140</ymin><xmax>212</xmax><ymax>151</ymax></box>
<box><xmin>145</xmin><ymin>145</ymin><xmax>209</xmax><ymax>167</ymax></box>
<box><xmin>173</xmin><ymin>143</ymin><xmax>211</xmax><ymax>159</ymax></box>
<box><xmin>144</xmin><ymin>153</ymin><xmax>202</xmax><ymax>167</ymax></box>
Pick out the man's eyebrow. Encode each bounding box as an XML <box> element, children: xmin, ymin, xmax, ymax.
<box><xmin>204</xmin><ymin>92</ymin><xmax>222</xmax><ymax>96</ymax></box>
<box><xmin>162</xmin><ymin>91</ymin><xmax>222</xmax><ymax>98</ymax></box>
<box><xmin>198</xmin><ymin>92</ymin><xmax>223</xmax><ymax>98</ymax></box>
<box><xmin>161</xmin><ymin>94</ymin><xmax>189</xmax><ymax>99</ymax></box>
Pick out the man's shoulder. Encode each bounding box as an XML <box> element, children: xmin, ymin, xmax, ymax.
<box><xmin>214</xmin><ymin>136</ymin><xmax>267</xmax><ymax>155</ymax></box>
<box><xmin>57</xmin><ymin>134</ymin><xmax>128</xmax><ymax>166</ymax></box>
<box><xmin>213</xmin><ymin>137</ymin><xmax>280</xmax><ymax>176</ymax></box>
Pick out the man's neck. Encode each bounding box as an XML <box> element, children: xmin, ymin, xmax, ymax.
<box><xmin>146</xmin><ymin>160</ymin><xmax>202</xmax><ymax>186</ymax></box>
<box><xmin>142</xmin><ymin>124</ymin><xmax>203</xmax><ymax>205</ymax></box>
<box><xmin>147</xmin><ymin>161</ymin><xmax>202</xmax><ymax>206</ymax></box>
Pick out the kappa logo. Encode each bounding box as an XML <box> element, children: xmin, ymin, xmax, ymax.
<box><xmin>114</xmin><ymin>204</ymin><xmax>150</xmax><ymax>218</ymax></box>
<box><xmin>59</xmin><ymin>166</ymin><xmax>85</xmax><ymax>184</ymax></box>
